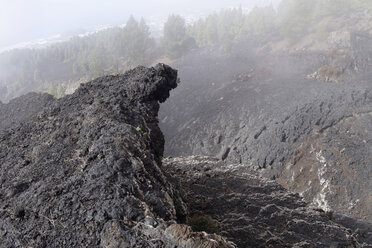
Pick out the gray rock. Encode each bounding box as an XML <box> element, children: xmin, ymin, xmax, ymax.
<box><xmin>164</xmin><ymin>156</ymin><xmax>372</xmax><ymax>248</ymax></box>
<box><xmin>0</xmin><ymin>92</ymin><xmax>54</xmax><ymax>131</ymax></box>
<box><xmin>0</xmin><ymin>64</ymin><xmax>232</xmax><ymax>247</ymax></box>
<box><xmin>160</xmin><ymin>47</ymin><xmax>372</xmax><ymax>222</ymax></box>
<box><xmin>1</xmin><ymin>61</ymin><xmax>370</xmax><ymax>248</ymax></box>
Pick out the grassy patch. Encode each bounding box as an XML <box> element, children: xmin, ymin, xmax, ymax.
<box><xmin>186</xmin><ymin>214</ymin><xmax>220</xmax><ymax>233</ymax></box>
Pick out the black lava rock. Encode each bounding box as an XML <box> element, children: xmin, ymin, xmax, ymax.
<box><xmin>0</xmin><ymin>64</ymin><xmax>195</xmax><ymax>247</ymax></box>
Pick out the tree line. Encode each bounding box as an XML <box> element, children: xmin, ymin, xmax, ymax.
<box><xmin>1</xmin><ymin>0</ymin><xmax>371</xmax><ymax>100</ymax></box>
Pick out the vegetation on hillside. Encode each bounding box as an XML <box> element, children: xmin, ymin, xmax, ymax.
<box><xmin>162</xmin><ymin>14</ymin><xmax>196</xmax><ymax>58</ymax></box>
<box><xmin>1</xmin><ymin>0</ymin><xmax>371</xmax><ymax>100</ymax></box>
<box><xmin>277</xmin><ymin>0</ymin><xmax>372</xmax><ymax>42</ymax></box>
<box><xmin>187</xmin><ymin>214</ymin><xmax>220</xmax><ymax>233</ymax></box>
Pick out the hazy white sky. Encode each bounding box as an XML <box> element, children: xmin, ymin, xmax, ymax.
<box><xmin>0</xmin><ymin>0</ymin><xmax>282</xmax><ymax>50</ymax></box>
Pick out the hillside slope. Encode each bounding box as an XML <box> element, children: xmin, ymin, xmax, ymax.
<box><xmin>160</xmin><ymin>45</ymin><xmax>372</xmax><ymax>222</ymax></box>
<box><xmin>165</xmin><ymin>156</ymin><xmax>372</xmax><ymax>247</ymax></box>
<box><xmin>0</xmin><ymin>64</ymin><xmax>371</xmax><ymax>247</ymax></box>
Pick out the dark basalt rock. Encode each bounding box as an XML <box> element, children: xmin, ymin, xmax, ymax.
<box><xmin>1</xmin><ymin>62</ymin><xmax>370</xmax><ymax>247</ymax></box>
<box><xmin>277</xmin><ymin>108</ymin><xmax>372</xmax><ymax>221</ymax></box>
<box><xmin>164</xmin><ymin>156</ymin><xmax>372</xmax><ymax>248</ymax></box>
<box><xmin>0</xmin><ymin>92</ymin><xmax>54</xmax><ymax>131</ymax></box>
<box><xmin>160</xmin><ymin>48</ymin><xmax>372</xmax><ymax>222</ymax></box>
<box><xmin>0</xmin><ymin>64</ymin><xmax>236</xmax><ymax>247</ymax></box>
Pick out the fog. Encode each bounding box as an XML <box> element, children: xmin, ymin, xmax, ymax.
<box><xmin>2</xmin><ymin>0</ymin><xmax>370</xmax><ymax>104</ymax></box>
<box><xmin>0</xmin><ymin>0</ymin><xmax>281</xmax><ymax>51</ymax></box>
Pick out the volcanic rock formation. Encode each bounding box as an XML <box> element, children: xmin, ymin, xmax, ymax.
<box><xmin>160</xmin><ymin>47</ymin><xmax>372</xmax><ymax>222</ymax></box>
<box><xmin>0</xmin><ymin>64</ymin><xmax>371</xmax><ymax>248</ymax></box>
<box><xmin>0</xmin><ymin>92</ymin><xmax>54</xmax><ymax>131</ymax></box>
<box><xmin>164</xmin><ymin>156</ymin><xmax>372</xmax><ymax>247</ymax></box>
<box><xmin>0</xmin><ymin>64</ymin><xmax>233</xmax><ymax>247</ymax></box>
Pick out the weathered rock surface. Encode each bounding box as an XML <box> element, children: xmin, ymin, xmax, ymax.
<box><xmin>160</xmin><ymin>47</ymin><xmax>372</xmax><ymax>222</ymax></box>
<box><xmin>0</xmin><ymin>92</ymin><xmax>54</xmax><ymax>131</ymax></box>
<box><xmin>278</xmin><ymin>109</ymin><xmax>372</xmax><ymax>220</ymax></box>
<box><xmin>163</xmin><ymin>224</ymin><xmax>234</xmax><ymax>248</ymax></box>
<box><xmin>164</xmin><ymin>156</ymin><xmax>372</xmax><ymax>248</ymax></box>
<box><xmin>0</xmin><ymin>64</ymin><xmax>235</xmax><ymax>247</ymax></box>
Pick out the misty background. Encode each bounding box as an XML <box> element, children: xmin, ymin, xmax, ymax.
<box><xmin>1</xmin><ymin>0</ymin><xmax>372</xmax><ymax>103</ymax></box>
<box><xmin>0</xmin><ymin>0</ymin><xmax>281</xmax><ymax>51</ymax></box>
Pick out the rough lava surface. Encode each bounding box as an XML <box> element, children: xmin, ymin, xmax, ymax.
<box><xmin>0</xmin><ymin>64</ymin><xmax>233</xmax><ymax>248</ymax></box>
<box><xmin>160</xmin><ymin>46</ymin><xmax>372</xmax><ymax>222</ymax></box>
<box><xmin>164</xmin><ymin>156</ymin><xmax>372</xmax><ymax>248</ymax></box>
<box><xmin>0</xmin><ymin>63</ymin><xmax>371</xmax><ymax>247</ymax></box>
<box><xmin>0</xmin><ymin>92</ymin><xmax>54</xmax><ymax>131</ymax></box>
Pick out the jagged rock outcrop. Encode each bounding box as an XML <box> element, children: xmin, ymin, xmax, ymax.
<box><xmin>0</xmin><ymin>64</ymin><xmax>234</xmax><ymax>247</ymax></box>
<box><xmin>164</xmin><ymin>156</ymin><xmax>372</xmax><ymax>248</ymax></box>
<box><xmin>1</xmin><ymin>62</ymin><xmax>370</xmax><ymax>247</ymax></box>
<box><xmin>160</xmin><ymin>48</ymin><xmax>372</xmax><ymax>222</ymax></box>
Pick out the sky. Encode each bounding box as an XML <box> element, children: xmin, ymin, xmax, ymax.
<box><xmin>0</xmin><ymin>0</ymin><xmax>282</xmax><ymax>51</ymax></box>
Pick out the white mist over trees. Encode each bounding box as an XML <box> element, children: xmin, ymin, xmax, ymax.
<box><xmin>277</xmin><ymin>0</ymin><xmax>372</xmax><ymax>42</ymax></box>
<box><xmin>0</xmin><ymin>0</ymin><xmax>282</xmax><ymax>51</ymax></box>
<box><xmin>121</xmin><ymin>17</ymin><xmax>155</xmax><ymax>66</ymax></box>
<box><xmin>162</xmin><ymin>15</ymin><xmax>196</xmax><ymax>58</ymax></box>
<box><xmin>1</xmin><ymin>0</ymin><xmax>372</xmax><ymax>101</ymax></box>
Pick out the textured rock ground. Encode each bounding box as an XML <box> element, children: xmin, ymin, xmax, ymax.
<box><xmin>1</xmin><ymin>63</ymin><xmax>371</xmax><ymax>247</ymax></box>
<box><xmin>164</xmin><ymin>156</ymin><xmax>372</xmax><ymax>248</ymax></box>
<box><xmin>277</xmin><ymin>109</ymin><xmax>372</xmax><ymax>220</ymax></box>
<box><xmin>0</xmin><ymin>92</ymin><xmax>54</xmax><ymax>131</ymax></box>
<box><xmin>0</xmin><ymin>64</ymin><xmax>234</xmax><ymax>247</ymax></box>
<box><xmin>160</xmin><ymin>46</ymin><xmax>372</xmax><ymax>222</ymax></box>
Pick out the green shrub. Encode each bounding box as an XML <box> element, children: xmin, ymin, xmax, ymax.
<box><xmin>186</xmin><ymin>214</ymin><xmax>220</xmax><ymax>233</ymax></box>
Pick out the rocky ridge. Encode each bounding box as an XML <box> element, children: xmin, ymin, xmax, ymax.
<box><xmin>0</xmin><ymin>64</ymin><xmax>234</xmax><ymax>247</ymax></box>
<box><xmin>0</xmin><ymin>64</ymin><xmax>371</xmax><ymax>247</ymax></box>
